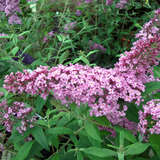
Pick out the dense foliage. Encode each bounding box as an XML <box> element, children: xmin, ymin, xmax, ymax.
<box><xmin>0</xmin><ymin>0</ymin><xmax>160</xmax><ymax>160</ymax></box>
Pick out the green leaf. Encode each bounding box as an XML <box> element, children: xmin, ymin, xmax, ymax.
<box><xmin>31</xmin><ymin>59</ymin><xmax>48</xmax><ymax>67</ymax></box>
<box><xmin>77</xmin><ymin>130</ymin><xmax>91</xmax><ymax>148</ymax></box>
<box><xmin>32</xmin><ymin>127</ymin><xmax>49</xmax><ymax>150</ymax></box>
<box><xmin>0</xmin><ymin>87</ymin><xmax>8</xmax><ymax>98</ymax></box>
<box><xmin>70</xmin><ymin>134</ymin><xmax>79</xmax><ymax>146</ymax></box>
<box><xmin>119</xmin><ymin>130</ymin><xmax>124</xmax><ymax>147</ymax></box>
<box><xmin>15</xmin><ymin>141</ymin><xmax>33</xmax><ymax>160</ymax></box>
<box><xmin>153</xmin><ymin>66</ymin><xmax>160</xmax><ymax>78</ymax></box>
<box><xmin>125</xmin><ymin>142</ymin><xmax>150</xmax><ymax>156</ymax></box>
<box><xmin>57</xmin><ymin>35</ymin><xmax>64</xmax><ymax>42</ymax></box>
<box><xmin>84</xmin><ymin>121</ymin><xmax>102</xmax><ymax>142</ymax></box>
<box><xmin>77</xmin><ymin>152</ymin><xmax>83</xmax><ymax>160</ymax></box>
<box><xmin>26</xmin><ymin>141</ymin><xmax>43</xmax><ymax>159</ymax></box>
<box><xmin>0</xmin><ymin>61</ymin><xmax>10</xmax><ymax>74</ymax></box>
<box><xmin>50</xmin><ymin>99</ymin><xmax>66</xmax><ymax>110</ymax></box>
<box><xmin>50</xmin><ymin>112</ymin><xmax>66</xmax><ymax>124</ymax></box>
<box><xmin>63</xmin><ymin>40</ymin><xmax>72</xmax><ymax>44</ymax></box>
<box><xmin>152</xmin><ymin>92</ymin><xmax>160</xmax><ymax>99</ymax></box>
<box><xmin>81</xmin><ymin>147</ymin><xmax>117</xmax><ymax>158</ymax></box>
<box><xmin>35</xmin><ymin>120</ymin><xmax>48</xmax><ymax>127</ymax></box>
<box><xmin>56</xmin><ymin>112</ymin><xmax>72</xmax><ymax>127</ymax></box>
<box><xmin>59</xmin><ymin>46</ymin><xmax>72</xmax><ymax>53</ymax></box>
<box><xmin>59</xmin><ymin>151</ymin><xmax>75</xmax><ymax>160</ymax></box>
<box><xmin>47</xmin><ymin>153</ymin><xmax>59</xmax><ymax>160</ymax></box>
<box><xmin>46</xmin><ymin>109</ymin><xmax>59</xmax><ymax>117</ymax></box>
<box><xmin>118</xmin><ymin>153</ymin><xmax>124</xmax><ymax>160</ymax></box>
<box><xmin>18</xmin><ymin>31</ymin><xmax>30</xmax><ymax>37</ymax></box>
<box><xmin>59</xmin><ymin>51</ymin><xmax>69</xmax><ymax>64</ymax></box>
<box><xmin>34</xmin><ymin>96</ymin><xmax>46</xmax><ymax>113</ymax></box>
<box><xmin>86</xmin><ymin>50</ymin><xmax>99</xmax><ymax>57</ymax></box>
<box><xmin>80</xmin><ymin>56</ymin><xmax>90</xmax><ymax>65</ymax></box>
<box><xmin>88</xmin><ymin>136</ymin><xmax>101</xmax><ymax>147</ymax></box>
<box><xmin>72</xmin><ymin>57</ymin><xmax>82</xmax><ymax>64</ymax></box>
<box><xmin>126</xmin><ymin>103</ymin><xmax>139</xmax><ymax>123</ymax></box>
<box><xmin>49</xmin><ymin>135</ymin><xmax>59</xmax><ymax>149</ymax></box>
<box><xmin>8</xmin><ymin>132</ymin><xmax>25</xmax><ymax>145</ymax></box>
<box><xmin>114</xmin><ymin>126</ymin><xmax>137</xmax><ymax>143</ymax></box>
<box><xmin>89</xmin><ymin>116</ymin><xmax>110</xmax><ymax>127</ymax></box>
<box><xmin>47</xmin><ymin>127</ymin><xmax>73</xmax><ymax>135</ymax></box>
<box><xmin>133</xmin><ymin>158</ymin><xmax>146</xmax><ymax>160</ymax></box>
<box><xmin>143</xmin><ymin>81</ymin><xmax>160</xmax><ymax>95</ymax></box>
<box><xmin>149</xmin><ymin>134</ymin><xmax>160</xmax><ymax>157</ymax></box>
<box><xmin>134</xmin><ymin>23</ymin><xmax>142</xmax><ymax>29</ymax></box>
<box><xmin>11</xmin><ymin>46</ymin><xmax>19</xmax><ymax>56</ymax></box>
<box><xmin>21</xmin><ymin>44</ymin><xmax>32</xmax><ymax>55</ymax></box>
<box><xmin>156</xmin><ymin>54</ymin><xmax>160</xmax><ymax>58</ymax></box>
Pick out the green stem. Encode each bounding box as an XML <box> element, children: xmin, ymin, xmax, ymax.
<box><xmin>118</xmin><ymin>152</ymin><xmax>124</xmax><ymax>160</ymax></box>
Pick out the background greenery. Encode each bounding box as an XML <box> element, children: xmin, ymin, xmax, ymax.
<box><xmin>0</xmin><ymin>0</ymin><xmax>160</xmax><ymax>160</ymax></box>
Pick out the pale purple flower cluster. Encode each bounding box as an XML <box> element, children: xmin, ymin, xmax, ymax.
<box><xmin>0</xmin><ymin>100</ymin><xmax>34</xmax><ymax>133</ymax></box>
<box><xmin>116</xmin><ymin>0</ymin><xmax>128</xmax><ymax>9</ymax></box>
<box><xmin>3</xmin><ymin>64</ymin><xmax>128</xmax><ymax>125</ymax></box>
<box><xmin>106</xmin><ymin>0</ymin><xmax>128</xmax><ymax>9</ymax></box>
<box><xmin>43</xmin><ymin>31</ymin><xmax>55</xmax><ymax>43</ymax></box>
<box><xmin>77</xmin><ymin>1</ymin><xmax>82</xmax><ymax>6</ymax></box>
<box><xmin>8</xmin><ymin>13</ymin><xmax>21</xmax><ymax>24</ymax></box>
<box><xmin>115</xmin><ymin>35</ymin><xmax>160</xmax><ymax>87</ymax></box>
<box><xmin>136</xmin><ymin>9</ymin><xmax>160</xmax><ymax>41</ymax></box>
<box><xmin>0</xmin><ymin>143</ymin><xmax>4</xmax><ymax>151</ymax></box>
<box><xmin>106</xmin><ymin>0</ymin><xmax>113</xmax><ymax>5</ymax></box>
<box><xmin>85</xmin><ymin>0</ymin><xmax>92</xmax><ymax>4</ymax></box>
<box><xmin>0</xmin><ymin>0</ymin><xmax>21</xmax><ymax>24</ymax></box>
<box><xmin>138</xmin><ymin>99</ymin><xmax>160</xmax><ymax>135</ymax></box>
<box><xmin>0</xmin><ymin>0</ymin><xmax>6</xmax><ymax>11</ymax></box>
<box><xmin>89</xmin><ymin>41</ymin><xmax>106</xmax><ymax>52</ymax></box>
<box><xmin>115</xmin><ymin>9</ymin><xmax>160</xmax><ymax>87</ymax></box>
<box><xmin>64</xmin><ymin>22</ymin><xmax>76</xmax><ymax>31</ymax></box>
<box><xmin>0</xmin><ymin>92</ymin><xmax>4</xmax><ymax>97</ymax></box>
<box><xmin>76</xmin><ymin>0</ymin><xmax>92</xmax><ymax>5</ymax></box>
<box><xmin>76</xmin><ymin>9</ymin><xmax>82</xmax><ymax>16</ymax></box>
